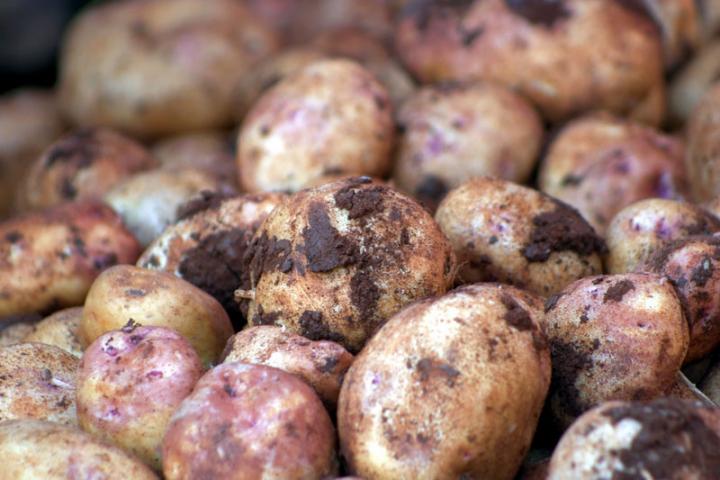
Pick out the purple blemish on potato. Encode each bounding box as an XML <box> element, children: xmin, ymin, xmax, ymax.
<box><xmin>427</xmin><ymin>134</ymin><xmax>445</xmax><ymax>155</ymax></box>
<box><xmin>654</xmin><ymin>218</ymin><xmax>672</xmax><ymax>239</ymax></box>
<box><xmin>146</xmin><ymin>370</ymin><xmax>163</xmax><ymax>380</ymax></box>
<box><xmin>613</xmin><ymin>161</ymin><xmax>630</xmax><ymax>174</ymax></box>
<box><xmin>107</xmin><ymin>407</ymin><xmax>120</xmax><ymax>417</ymax></box>
<box><xmin>129</xmin><ymin>334</ymin><xmax>143</xmax><ymax>345</ymax></box>
<box><xmin>654</xmin><ymin>172</ymin><xmax>675</xmax><ymax>199</ymax></box>
<box><xmin>630</xmin><ymin>220</ymin><xmax>641</xmax><ymax>232</ymax></box>
<box><xmin>104</xmin><ymin>345</ymin><xmax>119</xmax><ymax>356</ymax></box>
<box><xmin>371</xmin><ymin>373</ymin><xmax>381</xmax><ymax>386</ymax></box>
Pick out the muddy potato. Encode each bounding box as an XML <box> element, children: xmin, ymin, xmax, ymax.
<box><xmin>605</xmin><ymin>199</ymin><xmax>720</xmax><ymax>274</ymax></box>
<box><xmin>77</xmin><ymin>324</ymin><xmax>203</xmax><ymax>469</ymax></box>
<box><xmin>81</xmin><ymin>265</ymin><xmax>233</xmax><ymax>366</ymax></box>
<box><xmin>338</xmin><ymin>284</ymin><xmax>550</xmax><ymax>480</ymax></box>
<box><xmin>162</xmin><ymin>362</ymin><xmax>337</xmax><ymax>480</ymax></box>
<box><xmin>539</xmin><ymin>114</ymin><xmax>688</xmax><ymax>234</ymax></box>
<box><xmin>59</xmin><ymin>0</ymin><xmax>279</xmax><ymax>138</ymax></box>
<box><xmin>238</xmin><ymin>59</ymin><xmax>395</xmax><ymax>193</ymax></box>
<box><xmin>0</xmin><ymin>343</ymin><xmax>78</xmax><ymax>425</ymax></box>
<box><xmin>24</xmin><ymin>307</ymin><xmax>83</xmax><ymax>357</ymax></box>
<box><xmin>395</xmin><ymin>0</ymin><xmax>665</xmax><ymax>125</ymax></box>
<box><xmin>222</xmin><ymin>325</ymin><xmax>354</xmax><ymax>409</ymax></box>
<box><xmin>0</xmin><ymin>419</ymin><xmax>158</xmax><ymax>480</ymax></box>
<box><xmin>435</xmin><ymin>177</ymin><xmax>605</xmax><ymax>297</ymax></box>
<box><xmin>547</xmin><ymin>399</ymin><xmax>720</xmax><ymax>479</ymax></box>
<box><xmin>670</xmin><ymin>39</ymin><xmax>720</xmax><ymax>125</ymax></box>
<box><xmin>686</xmin><ymin>83</ymin><xmax>720</xmax><ymax>202</ymax></box>
<box><xmin>243</xmin><ymin>177</ymin><xmax>455</xmax><ymax>353</ymax></box>
<box><xmin>0</xmin><ymin>201</ymin><xmax>141</xmax><ymax>320</ymax></box>
<box><xmin>545</xmin><ymin>273</ymin><xmax>689</xmax><ymax>428</ymax></box>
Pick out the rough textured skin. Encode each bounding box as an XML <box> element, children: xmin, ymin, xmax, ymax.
<box><xmin>548</xmin><ymin>399</ymin><xmax>720</xmax><ymax>480</ymax></box>
<box><xmin>19</xmin><ymin>128</ymin><xmax>158</xmax><ymax>211</ymax></box>
<box><xmin>395</xmin><ymin>0</ymin><xmax>665</xmax><ymax>125</ymax></box>
<box><xmin>539</xmin><ymin>113</ymin><xmax>688</xmax><ymax>234</ymax></box>
<box><xmin>222</xmin><ymin>326</ymin><xmax>354</xmax><ymax>409</ymax></box>
<box><xmin>0</xmin><ymin>321</ymin><xmax>37</xmax><ymax>347</ymax></box>
<box><xmin>670</xmin><ymin>40</ymin><xmax>720</xmax><ymax>125</ymax></box>
<box><xmin>162</xmin><ymin>363</ymin><xmax>337</xmax><ymax>480</ymax></box>
<box><xmin>244</xmin><ymin>177</ymin><xmax>456</xmax><ymax>353</ymax></box>
<box><xmin>77</xmin><ymin>325</ymin><xmax>203</xmax><ymax>469</ymax></box>
<box><xmin>394</xmin><ymin>83</ymin><xmax>542</xmax><ymax>211</ymax></box>
<box><xmin>0</xmin><ymin>420</ymin><xmax>158</xmax><ymax>480</ymax></box>
<box><xmin>686</xmin><ymin>83</ymin><xmax>720</xmax><ymax>202</ymax></box>
<box><xmin>25</xmin><ymin>307</ymin><xmax>83</xmax><ymax>357</ymax></box>
<box><xmin>338</xmin><ymin>284</ymin><xmax>551</xmax><ymax>480</ymax></box>
<box><xmin>0</xmin><ymin>343</ymin><xmax>78</xmax><ymax>425</ymax></box>
<box><xmin>545</xmin><ymin>273</ymin><xmax>689</xmax><ymax>428</ymax></box>
<box><xmin>0</xmin><ymin>201</ymin><xmax>141</xmax><ymax>319</ymax></box>
<box><xmin>80</xmin><ymin>265</ymin><xmax>233</xmax><ymax>366</ymax></box>
<box><xmin>605</xmin><ymin>199</ymin><xmax>720</xmax><ymax>274</ymax></box>
<box><xmin>238</xmin><ymin>59</ymin><xmax>395</xmax><ymax>192</ymax></box>
<box><xmin>639</xmin><ymin>235</ymin><xmax>720</xmax><ymax>362</ymax></box>
<box><xmin>435</xmin><ymin>177</ymin><xmax>604</xmax><ymax>297</ymax></box>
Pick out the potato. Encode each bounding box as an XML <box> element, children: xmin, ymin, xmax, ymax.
<box><xmin>222</xmin><ymin>325</ymin><xmax>353</xmax><ymax>409</ymax></box>
<box><xmin>669</xmin><ymin>39</ymin><xmax>720</xmax><ymax>125</ymax></box>
<box><xmin>0</xmin><ymin>343</ymin><xmax>78</xmax><ymax>425</ymax></box>
<box><xmin>0</xmin><ymin>321</ymin><xmax>37</xmax><ymax>347</ymax></box>
<box><xmin>394</xmin><ymin>83</ymin><xmax>543</xmax><ymax>211</ymax></box>
<box><xmin>640</xmin><ymin>0</ymin><xmax>700</xmax><ymax>69</ymax></box>
<box><xmin>77</xmin><ymin>324</ymin><xmax>203</xmax><ymax>469</ymax></box>
<box><xmin>686</xmin><ymin>83</ymin><xmax>720</xmax><ymax>202</ymax></box>
<box><xmin>0</xmin><ymin>419</ymin><xmax>158</xmax><ymax>479</ymax></box>
<box><xmin>237</xmin><ymin>59</ymin><xmax>395</xmax><ymax>193</ymax></box>
<box><xmin>162</xmin><ymin>362</ymin><xmax>337</xmax><ymax>480</ymax></box>
<box><xmin>19</xmin><ymin>128</ymin><xmax>158</xmax><ymax>211</ymax></box>
<box><xmin>547</xmin><ymin>399</ymin><xmax>720</xmax><ymax>479</ymax></box>
<box><xmin>605</xmin><ymin>199</ymin><xmax>720</xmax><ymax>274</ymax></box>
<box><xmin>701</xmin><ymin>357</ymin><xmax>720</xmax><ymax>404</ymax></box>
<box><xmin>80</xmin><ymin>265</ymin><xmax>233</xmax><ymax>366</ymax></box>
<box><xmin>24</xmin><ymin>307</ymin><xmax>83</xmax><ymax>357</ymax></box>
<box><xmin>435</xmin><ymin>177</ymin><xmax>605</xmax><ymax>297</ymax></box>
<box><xmin>59</xmin><ymin>0</ymin><xmax>279</xmax><ymax>138</ymax></box>
<box><xmin>243</xmin><ymin>177</ymin><xmax>455</xmax><ymax>352</ymax></box>
<box><xmin>0</xmin><ymin>201</ymin><xmax>141</xmax><ymax>320</ymax></box>
<box><xmin>545</xmin><ymin>273</ymin><xmax>689</xmax><ymax>427</ymax></box>
<box><xmin>338</xmin><ymin>284</ymin><xmax>550</xmax><ymax>480</ymax></box>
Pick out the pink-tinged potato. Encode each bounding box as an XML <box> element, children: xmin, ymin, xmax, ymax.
<box><xmin>162</xmin><ymin>362</ymin><xmax>337</xmax><ymax>480</ymax></box>
<box><xmin>25</xmin><ymin>307</ymin><xmax>84</xmax><ymax>357</ymax></box>
<box><xmin>0</xmin><ymin>342</ymin><xmax>78</xmax><ymax>425</ymax></box>
<box><xmin>77</xmin><ymin>324</ymin><xmax>203</xmax><ymax>469</ymax></box>
<box><xmin>0</xmin><ymin>201</ymin><xmax>141</xmax><ymax>320</ymax></box>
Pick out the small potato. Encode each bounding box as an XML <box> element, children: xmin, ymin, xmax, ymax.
<box><xmin>394</xmin><ymin>83</ymin><xmax>543</xmax><ymax>211</ymax></box>
<box><xmin>605</xmin><ymin>199</ymin><xmax>720</xmax><ymax>274</ymax></box>
<box><xmin>435</xmin><ymin>177</ymin><xmax>605</xmax><ymax>297</ymax></box>
<box><xmin>238</xmin><ymin>59</ymin><xmax>395</xmax><ymax>192</ymax></box>
<box><xmin>77</xmin><ymin>324</ymin><xmax>203</xmax><ymax>469</ymax></box>
<box><xmin>222</xmin><ymin>325</ymin><xmax>354</xmax><ymax>409</ymax></box>
<box><xmin>670</xmin><ymin>39</ymin><xmax>720</xmax><ymax>125</ymax></box>
<box><xmin>152</xmin><ymin>131</ymin><xmax>237</xmax><ymax>186</ymax></box>
<box><xmin>162</xmin><ymin>362</ymin><xmax>337</xmax><ymax>480</ymax></box>
<box><xmin>0</xmin><ymin>419</ymin><xmax>158</xmax><ymax>479</ymax></box>
<box><xmin>81</xmin><ymin>265</ymin><xmax>233</xmax><ymax>366</ymax></box>
<box><xmin>338</xmin><ymin>284</ymin><xmax>550</xmax><ymax>480</ymax></box>
<box><xmin>545</xmin><ymin>273</ymin><xmax>689</xmax><ymax>428</ymax></box>
<box><xmin>0</xmin><ymin>342</ymin><xmax>78</xmax><ymax>425</ymax></box>
<box><xmin>24</xmin><ymin>307</ymin><xmax>83</xmax><ymax>357</ymax></box>
<box><xmin>0</xmin><ymin>321</ymin><xmax>37</xmax><ymax>347</ymax></box>
<box><xmin>20</xmin><ymin>128</ymin><xmax>158</xmax><ymax>211</ymax></box>
<box><xmin>686</xmin><ymin>83</ymin><xmax>720</xmax><ymax>202</ymax></box>
<box><xmin>0</xmin><ymin>201</ymin><xmax>141</xmax><ymax>319</ymax></box>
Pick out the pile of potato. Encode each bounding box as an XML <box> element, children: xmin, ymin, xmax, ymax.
<box><xmin>3</xmin><ymin>0</ymin><xmax>720</xmax><ymax>478</ymax></box>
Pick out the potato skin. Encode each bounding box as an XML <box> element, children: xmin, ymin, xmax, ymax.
<box><xmin>24</xmin><ymin>307</ymin><xmax>83</xmax><ymax>357</ymax></box>
<box><xmin>162</xmin><ymin>362</ymin><xmax>337</xmax><ymax>480</ymax></box>
<box><xmin>435</xmin><ymin>177</ymin><xmax>605</xmax><ymax>297</ymax></box>
<box><xmin>0</xmin><ymin>201</ymin><xmax>141</xmax><ymax>319</ymax></box>
<box><xmin>686</xmin><ymin>83</ymin><xmax>720</xmax><ymax>202</ymax></box>
<box><xmin>77</xmin><ymin>325</ymin><xmax>203</xmax><ymax>469</ymax></box>
<box><xmin>0</xmin><ymin>343</ymin><xmax>78</xmax><ymax>425</ymax></box>
<box><xmin>0</xmin><ymin>419</ymin><xmax>158</xmax><ymax>480</ymax></box>
<box><xmin>338</xmin><ymin>284</ymin><xmax>550</xmax><ymax>480</ymax></box>
<box><xmin>222</xmin><ymin>325</ymin><xmax>354</xmax><ymax>409</ymax></box>
<box><xmin>670</xmin><ymin>39</ymin><xmax>720</xmax><ymax>125</ymax></box>
<box><xmin>0</xmin><ymin>321</ymin><xmax>37</xmax><ymax>347</ymax></box>
<box><xmin>81</xmin><ymin>265</ymin><xmax>232</xmax><ymax>366</ymax></box>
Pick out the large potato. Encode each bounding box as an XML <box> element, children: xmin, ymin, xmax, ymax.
<box><xmin>338</xmin><ymin>284</ymin><xmax>551</xmax><ymax>480</ymax></box>
<box><xmin>24</xmin><ymin>307</ymin><xmax>83</xmax><ymax>357</ymax></box>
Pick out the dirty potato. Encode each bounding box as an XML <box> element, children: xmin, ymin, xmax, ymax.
<box><xmin>24</xmin><ymin>307</ymin><xmax>83</xmax><ymax>357</ymax></box>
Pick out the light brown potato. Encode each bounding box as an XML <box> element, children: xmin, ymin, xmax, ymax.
<box><xmin>222</xmin><ymin>325</ymin><xmax>354</xmax><ymax>409</ymax></box>
<box><xmin>162</xmin><ymin>362</ymin><xmax>337</xmax><ymax>480</ymax></box>
<box><xmin>435</xmin><ymin>177</ymin><xmax>605</xmax><ymax>297</ymax></box>
<box><xmin>24</xmin><ymin>307</ymin><xmax>83</xmax><ymax>357</ymax></box>
<box><xmin>80</xmin><ymin>265</ymin><xmax>233</xmax><ymax>366</ymax></box>
<box><xmin>395</xmin><ymin>0</ymin><xmax>665</xmax><ymax>125</ymax></box>
<box><xmin>0</xmin><ymin>321</ymin><xmax>37</xmax><ymax>347</ymax></box>
<box><xmin>0</xmin><ymin>342</ymin><xmax>78</xmax><ymax>425</ymax></box>
<box><xmin>698</xmin><ymin>0</ymin><xmax>720</xmax><ymax>41</ymax></box>
<box><xmin>605</xmin><ymin>199</ymin><xmax>720</xmax><ymax>274</ymax></box>
<box><xmin>640</xmin><ymin>0</ymin><xmax>700</xmax><ymax>69</ymax></box>
<box><xmin>394</xmin><ymin>83</ymin><xmax>543</xmax><ymax>211</ymax></box>
<box><xmin>670</xmin><ymin>39</ymin><xmax>720</xmax><ymax>125</ymax></box>
<box><xmin>152</xmin><ymin>131</ymin><xmax>237</xmax><ymax>187</ymax></box>
<box><xmin>77</xmin><ymin>325</ymin><xmax>203</xmax><ymax>469</ymax></box>
<box><xmin>243</xmin><ymin>177</ymin><xmax>456</xmax><ymax>353</ymax></box>
<box><xmin>338</xmin><ymin>284</ymin><xmax>551</xmax><ymax>480</ymax></box>
<box><xmin>545</xmin><ymin>273</ymin><xmax>689</xmax><ymax>428</ymax></box>
<box><xmin>0</xmin><ymin>419</ymin><xmax>158</xmax><ymax>480</ymax></box>
<box><xmin>19</xmin><ymin>128</ymin><xmax>158</xmax><ymax>211</ymax></box>
<box><xmin>686</xmin><ymin>83</ymin><xmax>720</xmax><ymax>202</ymax></box>
<box><xmin>0</xmin><ymin>201</ymin><xmax>141</xmax><ymax>320</ymax></box>
<box><xmin>237</xmin><ymin>59</ymin><xmax>395</xmax><ymax>193</ymax></box>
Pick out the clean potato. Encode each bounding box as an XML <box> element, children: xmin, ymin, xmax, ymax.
<box><xmin>24</xmin><ymin>307</ymin><xmax>83</xmax><ymax>357</ymax></box>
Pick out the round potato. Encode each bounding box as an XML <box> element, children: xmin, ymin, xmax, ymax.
<box><xmin>162</xmin><ymin>362</ymin><xmax>337</xmax><ymax>480</ymax></box>
<box><xmin>686</xmin><ymin>83</ymin><xmax>720</xmax><ymax>202</ymax></box>
<box><xmin>0</xmin><ymin>321</ymin><xmax>37</xmax><ymax>347</ymax></box>
<box><xmin>338</xmin><ymin>284</ymin><xmax>550</xmax><ymax>480</ymax></box>
<box><xmin>24</xmin><ymin>307</ymin><xmax>83</xmax><ymax>357</ymax></box>
<box><xmin>670</xmin><ymin>39</ymin><xmax>720</xmax><ymax>125</ymax></box>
